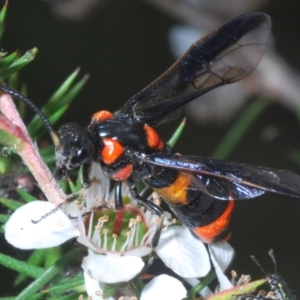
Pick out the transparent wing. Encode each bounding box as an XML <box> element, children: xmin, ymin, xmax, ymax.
<box><xmin>142</xmin><ymin>154</ymin><xmax>300</xmax><ymax>200</ymax></box>
<box><xmin>119</xmin><ymin>12</ymin><xmax>271</xmax><ymax>125</ymax></box>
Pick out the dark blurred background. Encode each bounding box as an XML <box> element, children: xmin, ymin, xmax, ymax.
<box><xmin>1</xmin><ymin>0</ymin><xmax>300</xmax><ymax>296</ymax></box>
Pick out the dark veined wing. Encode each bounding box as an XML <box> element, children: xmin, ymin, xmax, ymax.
<box><xmin>118</xmin><ymin>12</ymin><xmax>271</xmax><ymax>125</ymax></box>
<box><xmin>140</xmin><ymin>154</ymin><xmax>300</xmax><ymax>200</ymax></box>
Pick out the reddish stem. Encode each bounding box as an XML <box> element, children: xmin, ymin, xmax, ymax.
<box><xmin>0</xmin><ymin>91</ymin><xmax>66</xmax><ymax>205</ymax></box>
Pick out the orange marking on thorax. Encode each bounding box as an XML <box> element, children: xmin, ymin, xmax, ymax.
<box><xmin>193</xmin><ymin>200</ymin><xmax>235</xmax><ymax>243</ymax></box>
<box><xmin>92</xmin><ymin>110</ymin><xmax>113</xmax><ymax>122</ymax></box>
<box><xmin>101</xmin><ymin>138</ymin><xmax>124</xmax><ymax>165</ymax></box>
<box><xmin>153</xmin><ymin>172</ymin><xmax>191</xmax><ymax>205</ymax></box>
<box><xmin>112</xmin><ymin>164</ymin><xmax>133</xmax><ymax>181</ymax></box>
<box><xmin>144</xmin><ymin>125</ymin><xmax>164</xmax><ymax>150</ymax></box>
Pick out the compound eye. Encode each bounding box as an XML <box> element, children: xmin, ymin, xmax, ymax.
<box><xmin>73</xmin><ymin>148</ymin><xmax>86</xmax><ymax>163</ymax></box>
<box><xmin>66</xmin><ymin>147</ymin><xmax>90</xmax><ymax>168</ymax></box>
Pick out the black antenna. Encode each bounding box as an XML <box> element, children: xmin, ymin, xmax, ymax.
<box><xmin>250</xmin><ymin>254</ymin><xmax>268</xmax><ymax>276</ymax></box>
<box><xmin>268</xmin><ymin>249</ymin><xmax>278</xmax><ymax>275</ymax></box>
<box><xmin>0</xmin><ymin>85</ymin><xmax>60</xmax><ymax>147</ymax></box>
<box><xmin>251</xmin><ymin>249</ymin><xmax>278</xmax><ymax>276</ymax></box>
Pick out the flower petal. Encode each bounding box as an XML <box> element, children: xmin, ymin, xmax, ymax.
<box><xmin>141</xmin><ymin>274</ymin><xmax>187</xmax><ymax>300</ymax></box>
<box><xmin>84</xmin><ymin>162</ymin><xmax>112</xmax><ymax>209</ymax></box>
<box><xmin>209</xmin><ymin>243</ymin><xmax>234</xmax><ymax>272</ymax></box>
<box><xmin>156</xmin><ymin>227</ymin><xmax>210</xmax><ymax>277</ymax></box>
<box><xmin>84</xmin><ymin>272</ymin><xmax>115</xmax><ymax>300</ymax></box>
<box><xmin>208</xmin><ymin>243</ymin><xmax>234</xmax><ymax>291</ymax></box>
<box><xmin>82</xmin><ymin>251</ymin><xmax>145</xmax><ymax>283</ymax></box>
<box><xmin>5</xmin><ymin>201</ymin><xmax>80</xmax><ymax>249</ymax></box>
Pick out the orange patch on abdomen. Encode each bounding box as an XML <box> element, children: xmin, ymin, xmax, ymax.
<box><xmin>193</xmin><ymin>200</ymin><xmax>235</xmax><ymax>243</ymax></box>
<box><xmin>153</xmin><ymin>172</ymin><xmax>191</xmax><ymax>205</ymax></box>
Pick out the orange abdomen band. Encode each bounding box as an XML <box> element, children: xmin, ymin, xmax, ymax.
<box><xmin>193</xmin><ymin>200</ymin><xmax>235</xmax><ymax>243</ymax></box>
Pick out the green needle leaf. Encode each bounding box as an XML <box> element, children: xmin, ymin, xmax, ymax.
<box><xmin>0</xmin><ymin>0</ymin><xmax>8</xmax><ymax>40</ymax></box>
<box><xmin>48</xmin><ymin>68</ymin><xmax>81</xmax><ymax>102</ymax></box>
<box><xmin>0</xmin><ymin>252</ymin><xmax>45</xmax><ymax>279</ymax></box>
<box><xmin>27</xmin><ymin>71</ymin><xmax>88</xmax><ymax>139</ymax></box>
<box><xmin>0</xmin><ymin>213</ymin><xmax>9</xmax><ymax>222</ymax></box>
<box><xmin>168</xmin><ymin>118</ymin><xmax>186</xmax><ymax>148</ymax></box>
<box><xmin>212</xmin><ymin>98</ymin><xmax>269</xmax><ymax>160</ymax></box>
<box><xmin>0</xmin><ymin>197</ymin><xmax>23</xmax><ymax>211</ymax></box>
<box><xmin>184</xmin><ymin>270</ymin><xmax>216</xmax><ymax>299</ymax></box>
<box><xmin>16</xmin><ymin>189</ymin><xmax>36</xmax><ymax>202</ymax></box>
<box><xmin>0</xmin><ymin>51</ymin><xmax>18</xmax><ymax>72</ymax></box>
<box><xmin>15</xmin><ymin>248</ymin><xmax>83</xmax><ymax>300</ymax></box>
<box><xmin>0</xmin><ymin>48</ymin><xmax>38</xmax><ymax>82</ymax></box>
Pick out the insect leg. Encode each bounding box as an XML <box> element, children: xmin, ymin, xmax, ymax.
<box><xmin>81</xmin><ymin>163</ymin><xmax>92</xmax><ymax>188</ymax></box>
<box><xmin>127</xmin><ymin>178</ymin><xmax>163</xmax><ymax>248</ymax></box>
<box><xmin>114</xmin><ymin>181</ymin><xmax>124</xmax><ymax>209</ymax></box>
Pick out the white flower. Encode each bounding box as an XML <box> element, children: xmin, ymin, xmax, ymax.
<box><xmin>5</xmin><ymin>200</ymin><xmax>80</xmax><ymax>249</ymax></box>
<box><xmin>209</xmin><ymin>242</ymin><xmax>234</xmax><ymax>291</ymax></box>
<box><xmin>84</xmin><ymin>272</ymin><xmax>187</xmax><ymax>300</ymax></box>
<box><xmin>156</xmin><ymin>226</ymin><xmax>210</xmax><ymax>278</ymax></box>
<box><xmin>185</xmin><ymin>243</ymin><xmax>234</xmax><ymax>298</ymax></box>
<box><xmin>84</xmin><ymin>272</ymin><xmax>115</xmax><ymax>300</ymax></box>
<box><xmin>82</xmin><ymin>250</ymin><xmax>145</xmax><ymax>283</ymax></box>
<box><xmin>5</xmin><ymin>162</ymin><xmax>234</xmax><ymax>299</ymax></box>
<box><xmin>141</xmin><ymin>274</ymin><xmax>187</xmax><ymax>300</ymax></box>
<box><xmin>80</xmin><ymin>164</ymin><xmax>235</xmax><ymax>298</ymax></box>
<box><xmin>73</xmin><ymin>163</ymin><xmax>158</xmax><ymax>284</ymax></box>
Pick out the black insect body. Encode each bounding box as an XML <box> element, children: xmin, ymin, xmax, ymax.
<box><xmin>3</xmin><ymin>12</ymin><xmax>300</xmax><ymax>246</ymax></box>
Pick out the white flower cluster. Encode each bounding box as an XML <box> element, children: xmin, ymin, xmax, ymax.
<box><xmin>5</xmin><ymin>162</ymin><xmax>235</xmax><ymax>299</ymax></box>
